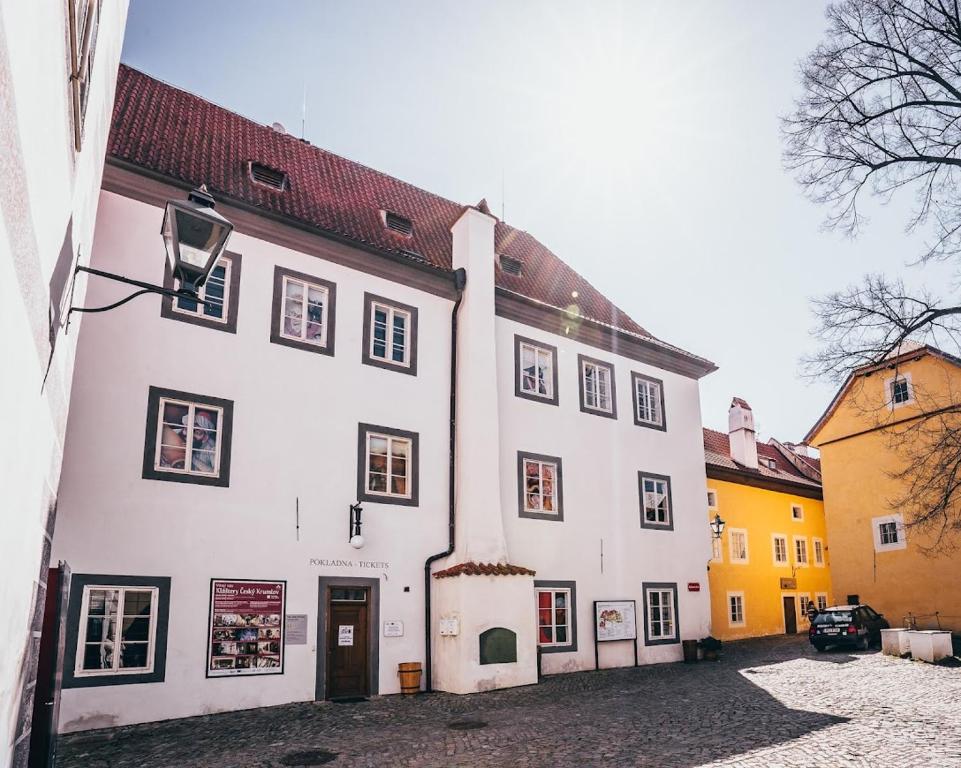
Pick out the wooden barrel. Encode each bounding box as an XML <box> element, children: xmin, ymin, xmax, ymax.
<box><xmin>397</xmin><ymin>662</ymin><xmax>422</xmax><ymax>694</ymax></box>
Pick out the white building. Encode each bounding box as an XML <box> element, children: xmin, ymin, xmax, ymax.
<box><xmin>49</xmin><ymin>66</ymin><xmax>717</xmax><ymax>732</ymax></box>
<box><xmin>0</xmin><ymin>2</ymin><xmax>127</xmax><ymax>765</ymax></box>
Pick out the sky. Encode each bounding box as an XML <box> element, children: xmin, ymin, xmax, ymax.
<box><xmin>121</xmin><ymin>0</ymin><xmax>953</xmax><ymax>441</ymax></box>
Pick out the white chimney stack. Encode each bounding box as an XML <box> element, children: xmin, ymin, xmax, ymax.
<box><xmin>728</xmin><ymin>397</ymin><xmax>758</xmax><ymax>469</ymax></box>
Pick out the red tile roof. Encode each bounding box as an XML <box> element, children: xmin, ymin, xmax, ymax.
<box><xmin>703</xmin><ymin>428</ymin><xmax>821</xmax><ymax>489</ymax></box>
<box><xmin>108</xmin><ymin>66</ymin><xmax>703</xmax><ymax>352</ymax></box>
<box><xmin>432</xmin><ymin>562</ymin><xmax>536</xmax><ymax>579</ymax></box>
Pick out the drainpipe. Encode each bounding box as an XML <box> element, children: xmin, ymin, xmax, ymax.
<box><xmin>423</xmin><ymin>266</ymin><xmax>467</xmax><ymax>692</ymax></box>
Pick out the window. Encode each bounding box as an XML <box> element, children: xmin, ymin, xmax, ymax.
<box><xmin>764</xmin><ymin>458</ymin><xmax>778</xmax><ymax>470</ymax></box>
<box><xmin>890</xmin><ymin>376</ymin><xmax>912</xmax><ymax>406</ymax></box>
<box><xmin>816</xmin><ymin>593</ymin><xmax>828</xmax><ymax>612</ymax></box>
<box><xmin>362</xmin><ymin>293</ymin><xmax>418</xmax><ymax>375</ymax></box>
<box><xmin>873</xmin><ymin>514</ymin><xmax>907</xmax><ymax>552</ymax></box>
<box><xmin>728</xmin><ymin>592</ymin><xmax>745</xmax><ymax>627</ymax></box>
<box><xmin>515</xmin><ymin>335</ymin><xmax>559</xmax><ymax>405</ymax></box>
<box><xmin>384</xmin><ymin>211</ymin><xmax>413</xmax><ymax>236</ymax></box>
<box><xmin>162</xmin><ymin>252</ymin><xmax>242</xmax><ymax>333</ymax></box>
<box><xmin>707</xmin><ymin>490</ymin><xmax>718</xmax><ymax>510</ymax></box>
<box><xmin>799</xmin><ymin>595</ymin><xmax>812</xmax><ymax>622</ymax></box>
<box><xmin>772</xmin><ymin>535</ymin><xmax>788</xmax><ymax>566</ymax></box>
<box><xmin>813</xmin><ymin>538</ymin><xmax>825</xmax><ymax>566</ymax></box>
<box><xmin>711</xmin><ymin>537</ymin><xmax>723</xmax><ymax>562</ymax></box>
<box><xmin>639</xmin><ymin>473</ymin><xmax>673</xmax><ymax>530</ymax></box>
<box><xmin>578</xmin><ymin>355</ymin><xmax>616</xmax><ymax>418</ymax></box>
<box><xmin>68</xmin><ymin>0</ymin><xmax>102</xmax><ymax>150</ymax></box>
<box><xmin>535</xmin><ymin>581</ymin><xmax>577</xmax><ymax>652</ymax></box>
<box><xmin>791</xmin><ymin>504</ymin><xmax>804</xmax><ymax>521</ymax></box>
<box><xmin>357</xmin><ymin>424</ymin><xmax>419</xmax><ymax>506</ymax></box>
<box><xmin>642</xmin><ymin>583</ymin><xmax>679</xmax><ymax>645</ymax></box>
<box><xmin>518</xmin><ymin>452</ymin><xmax>564</xmax><ymax>521</ymax></box>
<box><xmin>249</xmin><ymin>162</ymin><xmax>288</xmax><ymax>190</ymax></box>
<box><xmin>632</xmin><ymin>372</ymin><xmax>666</xmax><ymax>430</ymax></box>
<box><xmin>729</xmin><ymin>529</ymin><xmax>748</xmax><ymax>563</ymax></box>
<box><xmin>270</xmin><ymin>267</ymin><xmax>337</xmax><ymax>355</ymax></box>
<box><xmin>63</xmin><ymin>574</ymin><xmax>171</xmax><ymax>689</ymax></box>
<box><xmin>794</xmin><ymin>536</ymin><xmax>808</xmax><ymax>566</ymax></box>
<box><xmin>142</xmin><ymin>387</ymin><xmax>234</xmax><ymax>487</ymax></box>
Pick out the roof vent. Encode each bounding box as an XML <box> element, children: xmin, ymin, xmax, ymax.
<box><xmin>384</xmin><ymin>211</ymin><xmax>413</xmax><ymax>236</ymax></box>
<box><xmin>500</xmin><ymin>254</ymin><xmax>523</xmax><ymax>276</ymax></box>
<box><xmin>249</xmin><ymin>162</ymin><xmax>288</xmax><ymax>191</ymax></box>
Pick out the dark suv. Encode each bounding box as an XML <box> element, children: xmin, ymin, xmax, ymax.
<box><xmin>809</xmin><ymin>604</ymin><xmax>890</xmax><ymax>651</ymax></box>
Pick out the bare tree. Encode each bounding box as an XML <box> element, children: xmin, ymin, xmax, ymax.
<box><xmin>786</xmin><ymin>0</ymin><xmax>961</xmax><ymax>551</ymax></box>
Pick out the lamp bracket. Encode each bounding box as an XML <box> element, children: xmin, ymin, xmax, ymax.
<box><xmin>68</xmin><ymin>264</ymin><xmax>213</xmax><ymax>317</ymax></box>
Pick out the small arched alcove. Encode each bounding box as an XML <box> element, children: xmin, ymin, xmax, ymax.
<box><xmin>479</xmin><ymin>627</ymin><xmax>517</xmax><ymax>665</ymax></box>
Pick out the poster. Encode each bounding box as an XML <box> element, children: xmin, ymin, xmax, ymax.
<box><xmin>595</xmin><ymin>600</ymin><xmax>637</xmax><ymax>642</ymax></box>
<box><xmin>207</xmin><ymin>579</ymin><xmax>286</xmax><ymax>677</ymax></box>
<box><xmin>338</xmin><ymin>625</ymin><xmax>354</xmax><ymax>646</ymax></box>
<box><xmin>285</xmin><ymin>614</ymin><xmax>308</xmax><ymax>645</ymax></box>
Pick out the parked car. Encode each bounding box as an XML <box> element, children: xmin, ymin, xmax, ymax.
<box><xmin>809</xmin><ymin>604</ymin><xmax>890</xmax><ymax>651</ymax></box>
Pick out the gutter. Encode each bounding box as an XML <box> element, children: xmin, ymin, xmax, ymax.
<box><xmin>423</xmin><ymin>266</ymin><xmax>467</xmax><ymax>692</ymax></box>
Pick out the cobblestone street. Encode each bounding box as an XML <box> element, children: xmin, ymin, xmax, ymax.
<box><xmin>58</xmin><ymin>636</ymin><xmax>961</xmax><ymax>768</ymax></box>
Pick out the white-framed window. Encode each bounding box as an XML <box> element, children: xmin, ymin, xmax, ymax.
<box><xmin>279</xmin><ymin>274</ymin><xmax>329</xmax><ymax>346</ymax></box>
<box><xmin>633</xmin><ymin>374</ymin><xmax>664</xmax><ymax>428</ymax></box>
<box><xmin>645</xmin><ymin>587</ymin><xmax>677</xmax><ymax>641</ymax></box>
<box><xmin>729</xmin><ymin>528</ymin><xmax>748</xmax><ymax>563</ymax></box>
<box><xmin>707</xmin><ymin>489</ymin><xmax>718</xmax><ymax>510</ymax></box>
<box><xmin>523</xmin><ymin>457</ymin><xmax>560</xmax><ymax>516</ymax></box>
<box><xmin>75</xmin><ymin>585</ymin><xmax>158</xmax><ymax>677</ymax></box>
<box><xmin>536</xmin><ymin>587</ymin><xmax>572</xmax><ymax>647</ymax></box>
<box><xmin>816</xmin><ymin>593</ymin><xmax>828</xmax><ymax>612</ymax></box>
<box><xmin>68</xmin><ymin>0</ymin><xmax>102</xmax><ymax>150</ymax></box>
<box><xmin>519</xmin><ymin>341</ymin><xmax>555</xmax><ymax>399</ymax></box>
<box><xmin>772</xmin><ymin>534</ymin><xmax>788</xmax><ymax>566</ymax></box>
<box><xmin>365</xmin><ymin>431</ymin><xmax>412</xmax><ymax>499</ymax></box>
<box><xmin>873</xmin><ymin>514</ymin><xmax>907</xmax><ymax>552</ymax></box>
<box><xmin>791</xmin><ymin>504</ymin><xmax>803</xmax><ymax>521</ymax></box>
<box><xmin>794</xmin><ymin>536</ymin><xmax>808</xmax><ymax>566</ymax></box>
<box><xmin>813</xmin><ymin>537</ymin><xmax>825</xmax><ymax>566</ymax></box>
<box><xmin>370</xmin><ymin>300</ymin><xmax>411</xmax><ymax>366</ymax></box>
<box><xmin>728</xmin><ymin>592</ymin><xmax>745</xmax><ymax>627</ymax></box>
<box><xmin>711</xmin><ymin>537</ymin><xmax>723</xmax><ymax>562</ymax></box>
<box><xmin>173</xmin><ymin>258</ymin><xmax>231</xmax><ymax>322</ymax></box>
<box><xmin>155</xmin><ymin>398</ymin><xmax>224</xmax><ymax>477</ymax></box>
<box><xmin>764</xmin><ymin>458</ymin><xmax>778</xmax><ymax>470</ymax></box>
<box><xmin>799</xmin><ymin>595</ymin><xmax>812</xmax><ymax>622</ymax></box>
<box><xmin>640</xmin><ymin>474</ymin><xmax>672</xmax><ymax>528</ymax></box>
<box><xmin>581</xmin><ymin>358</ymin><xmax>614</xmax><ymax>414</ymax></box>
<box><xmin>888</xmin><ymin>375</ymin><xmax>913</xmax><ymax>407</ymax></box>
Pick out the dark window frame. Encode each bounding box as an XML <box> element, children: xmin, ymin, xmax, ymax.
<box><xmin>577</xmin><ymin>353</ymin><xmax>617</xmax><ymax>419</ymax></box>
<box><xmin>357</xmin><ymin>423</ymin><xmax>420</xmax><ymax>507</ymax></box>
<box><xmin>269</xmin><ymin>265</ymin><xmax>337</xmax><ymax>356</ymax></box>
<box><xmin>514</xmin><ymin>334</ymin><xmax>560</xmax><ymax>406</ymax></box>
<box><xmin>641</xmin><ymin>581</ymin><xmax>680</xmax><ymax>646</ymax></box>
<box><xmin>142</xmin><ymin>386</ymin><xmax>234</xmax><ymax>487</ymax></box>
<box><xmin>63</xmin><ymin>573</ymin><xmax>171</xmax><ymax>688</ymax></box>
<box><xmin>161</xmin><ymin>250</ymin><xmax>242</xmax><ymax>334</ymax></box>
<box><xmin>534</xmin><ymin>580</ymin><xmax>578</xmax><ymax>653</ymax></box>
<box><xmin>638</xmin><ymin>471</ymin><xmax>674</xmax><ymax>531</ymax></box>
<box><xmin>631</xmin><ymin>371</ymin><xmax>667</xmax><ymax>431</ymax></box>
<box><xmin>517</xmin><ymin>450</ymin><xmax>565</xmax><ymax>522</ymax></box>
<box><xmin>361</xmin><ymin>292</ymin><xmax>419</xmax><ymax>376</ymax></box>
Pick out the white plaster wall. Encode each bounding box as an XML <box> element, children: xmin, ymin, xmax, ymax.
<box><xmin>0</xmin><ymin>1</ymin><xmax>126</xmax><ymax>762</ymax></box>
<box><xmin>496</xmin><ymin>318</ymin><xmax>714</xmax><ymax>673</ymax></box>
<box><xmin>52</xmin><ymin>191</ymin><xmax>451</xmax><ymax>731</ymax></box>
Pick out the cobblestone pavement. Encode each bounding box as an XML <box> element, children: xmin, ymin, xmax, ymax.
<box><xmin>58</xmin><ymin>636</ymin><xmax>961</xmax><ymax>768</ymax></box>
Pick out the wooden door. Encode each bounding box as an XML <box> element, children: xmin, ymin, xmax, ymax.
<box><xmin>326</xmin><ymin>591</ymin><xmax>369</xmax><ymax>699</ymax></box>
<box><xmin>783</xmin><ymin>596</ymin><xmax>798</xmax><ymax>635</ymax></box>
<box><xmin>29</xmin><ymin>562</ymin><xmax>70</xmax><ymax>768</ymax></box>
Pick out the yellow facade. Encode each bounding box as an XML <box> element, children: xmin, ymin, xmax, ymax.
<box><xmin>808</xmin><ymin>350</ymin><xmax>961</xmax><ymax>630</ymax></box>
<box><xmin>707</xmin><ymin>478</ymin><xmax>832</xmax><ymax>641</ymax></box>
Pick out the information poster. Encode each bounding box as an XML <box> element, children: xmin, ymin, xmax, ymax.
<box><xmin>207</xmin><ymin>579</ymin><xmax>286</xmax><ymax>677</ymax></box>
<box><xmin>595</xmin><ymin>600</ymin><xmax>637</xmax><ymax>642</ymax></box>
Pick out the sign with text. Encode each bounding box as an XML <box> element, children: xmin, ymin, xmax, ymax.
<box><xmin>687</xmin><ymin>582</ymin><xmax>701</xmax><ymax>592</ymax></box>
<box><xmin>338</xmin><ymin>625</ymin><xmax>354</xmax><ymax>646</ymax></box>
<box><xmin>207</xmin><ymin>579</ymin><xmax>286</xmax><ymax>677</ymax></box>
<box><xmin>595</xmin><ymin>600</ymin><xmax>637</xmax><ymax>642</ymax></box>
<box><xmin>285</xmin><ymin>614</ymin><xmax>308</xmax><ymax>645</ymax></box>
<box><xmin>780</xmin><ymin>578</ymin><xmax>797</xmax><ymax>589</ymax></box>
<box><xmin>383</xmin><ymin>620</ymin><xmax>404</xmax><ymax>637</ymax></box>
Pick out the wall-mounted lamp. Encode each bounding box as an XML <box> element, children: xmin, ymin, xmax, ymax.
<box><xmin>349</xmin><ymin>502</ymin><xmax>364</xmax><ymax>549</ymax></box>
<box><xmin>710</xmin><ymin>513</ymin><xmax>726</xmax><ymax>540</ymax></box>
<box><xmin>69</xmin><ymin>185</ymin><xmax>233</xmax><ymax>316</ymax></box>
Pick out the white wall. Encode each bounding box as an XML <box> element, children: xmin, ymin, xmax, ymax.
<box><xmin>52</xmin><ymin>191</ymin><xmax>452</xmax><ymax>731</ymax></box>
<box><xmin>0</xmin><ymin>1</ymin><xmax>127</xmax><ymax>763</ymax></box>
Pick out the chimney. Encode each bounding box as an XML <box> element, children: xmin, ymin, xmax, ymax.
<box><xmin>728</xmin><ymin>397</ymin><xmax>758</xmax><ymax>469</ymax></box>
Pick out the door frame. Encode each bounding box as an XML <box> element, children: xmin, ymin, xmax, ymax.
<box><xmin>315</xmin><ymin>576</ymin><xmax>380</xmax><ymax>700</ymax></box>
<box><xmin>780</xmin><ymin>591</ymin><xmax>798</xmax><ymax>634</ymax></box>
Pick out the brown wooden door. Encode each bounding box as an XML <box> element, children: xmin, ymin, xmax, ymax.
<box><xmin>29</xmin><ymin>562</ymin><xmax>70</xmax><ymax>768</ymax></box>
<box><xmin>326</xmin><ymin>592</ymin><xmax>369</xmax><ymax>699</ymax></box>
<box><xmin>783</xmin><ymin>596</ymin><xmax>798</xmax><ymax>634</ymax></box>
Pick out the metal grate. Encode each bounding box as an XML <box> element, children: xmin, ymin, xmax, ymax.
<box><xmin>385</xmin><ymin>211</ymin><xmax>413</xmax><ymax>236</ymax></box>
<box><xmin>249</xmin><ymin>162</ymin><xmax>288</xmax><ymax>190</ymax></box>
<box><xmin>500</xmin><ymin>255</ymin><xmax>523</xmax><ymax>276</ymax></box>
<box><xmin>279</xmin><ymin>749</ymin><xmax>338</xmax><ymax>766</ymax></box>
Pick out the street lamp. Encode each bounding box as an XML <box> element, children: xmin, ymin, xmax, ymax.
<box><xmin>69</xmin><ymin>185</ymin><xmax>233</xmax><ymax>316</ymax></box>
<box><xmin>710</xmin><ymin>513</ymin><xmax>726</xmax><ymax>540</ymax></box>
<box><xmin>349</xmin><ymin>502</ymin><xmax>364</xmax><ymax>549</ymax></box>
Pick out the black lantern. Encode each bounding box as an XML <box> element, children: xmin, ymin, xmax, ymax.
<box><xmin>710</xmin><ymin>513</ymin><xmax>726</xmax><ymax>540</ymax></box>
<box><xmin>160</xmin><ymin>185</ymin><xmax>233</xmax><ymax>296</ymax></box>
<box><xmin>349</xmin><ymin>502</ymin><xmax>364</xmax><ymax>549</ymax></box>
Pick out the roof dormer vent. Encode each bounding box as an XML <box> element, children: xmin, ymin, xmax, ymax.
<box><xmin>500</xmin><ymin>254</ymin><xmax>523</xmax><ymax>276</ymax></box>
<box><xmin>249</xmin><ymin>162</ymin><xmax>288</xmax><ymax>191</ymax></box>
<box><xmin>384</xmin><ymin>211</ymin><xmax>413</xmax><ymax>236</ymax></box>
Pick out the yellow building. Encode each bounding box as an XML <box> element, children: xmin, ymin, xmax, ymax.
<box><xmin>806</xmin><ymin>344</ymin><xmax>961</xmax><ymax>630</ymax></box>
<box><xmin>705</xmin><ymin>399</ymin><xmax>832</xmax><ymax>641</ymax></box>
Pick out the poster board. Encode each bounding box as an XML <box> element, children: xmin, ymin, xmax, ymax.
<box><xmin>595</xmin><ymin>600</ymin><xmax>637</xmax><ymax>642</ymax></box>
<box><xmin>207</xmin><ymin>579</ymin><xmax>286</xmax><ymax>677</ymax></box>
